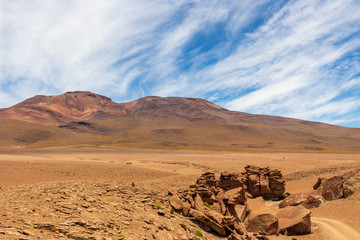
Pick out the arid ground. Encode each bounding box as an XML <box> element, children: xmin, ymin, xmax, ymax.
<box><xmin>1</xmin><ymin>148</ymin><xmax>359</xmax><ymax>240</ymax></box>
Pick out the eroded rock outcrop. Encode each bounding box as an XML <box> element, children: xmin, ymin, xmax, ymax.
<box><xmin>313</xmin><ymin>169</ymin><xmax>360</xmax><ymax>200</ymax></box>
<box><xmin>244</xmin><ymin>165</ymin><xmax>286</xmax><ymax>200</ymax></box>
<box><xmin>168</xmin><ymin>166</ymin><xmax>301</xmax><ymax>239</ymax></box>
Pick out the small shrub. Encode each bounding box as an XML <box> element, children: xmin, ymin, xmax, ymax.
<box><xmin>203</xmin><ymin>202</ymin><xmax>213</xmax><ymax>210</ymax></box>
<box><xmin>170</xmin><ymin>208</ymin><xmax>175</xmax><ymax>214</ymax></box>
<box><xmin>194</xmin><ymin>229</ymin><xmax>204</xmax><ymax>238</ymax></box>
<box><xmin>155</xmin><ymin>203</ymin><xmax>162</xmax><ymax>209</ymax></box>
<box><xmin>117</xmin><ymin>234</ymin><xmax>126</xmax><ymax>238</ymax></box>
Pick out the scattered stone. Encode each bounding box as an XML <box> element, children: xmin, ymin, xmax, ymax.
<box><xmin>158</xmin><ymin>210</ymin><xmax>165</xmax><ymax>216</ymax></box>
<box><xmin>169</xmin><ymin>194</ymin><xmax>183</xmax><ymax>211</ymax></box>
<box><xmin>168</xmin><ymin>187</ymin><xmax>178</xmax><ymax>196</ymax></box>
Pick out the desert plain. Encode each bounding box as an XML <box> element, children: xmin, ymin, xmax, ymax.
<box><xmin>0</xmin><ymin>148</ymin><xmax>359</xmax><ymax>240</ymax></box>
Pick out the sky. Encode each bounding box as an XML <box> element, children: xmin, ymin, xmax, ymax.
<box><xmin>1</xmin><ymin>0</ymin><xmax>360</xmax><ymax>127</ymax></box>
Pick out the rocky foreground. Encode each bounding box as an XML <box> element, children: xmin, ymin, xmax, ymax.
<box><xmin>168</xmin><ymin>166</ymin><xmax>360</xmax><ymax>240</ymax></box>
<box><xmin>0</xmin><ymin>181</ymin><xmax>209</xmax><ymax>240</ymax></box>
<box><xmin>0</xmin><ymin>166</ymin><xmax>359</xmax><ymax>240</ymax></box>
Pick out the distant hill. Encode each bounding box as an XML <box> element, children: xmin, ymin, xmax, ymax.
<box><xmin>0</xmin><ymin>91</ymin><xmax>359</xmax><ymax>152</ymax></box>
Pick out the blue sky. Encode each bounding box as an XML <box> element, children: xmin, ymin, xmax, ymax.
<box><xmin>1</xmin><ymin>0</ymin><xmax>360</xmax><ymax>127</ymax></box>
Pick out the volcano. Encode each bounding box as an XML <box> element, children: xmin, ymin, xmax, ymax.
<box><xmin>0</xmin><ymin>91</ymin><xmax>359</xmax><ymax>151</ymax></box>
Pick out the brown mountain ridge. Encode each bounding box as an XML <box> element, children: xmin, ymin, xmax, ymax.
<box><xmin>0</xmin><ymin>91</ymin><xmax>359</xmax><ymax>152</ymax></box>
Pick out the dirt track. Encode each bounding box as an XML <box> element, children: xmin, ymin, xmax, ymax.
<box><xmin>312</xmin><ymin>217</ymin><xmax>360</xmax><ymax>240</ymax></box>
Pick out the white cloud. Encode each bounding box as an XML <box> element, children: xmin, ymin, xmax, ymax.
<box><xmin>0</xmin><ymin>0</ymin><xmax>360</xmax><ymax>127</ymax></box>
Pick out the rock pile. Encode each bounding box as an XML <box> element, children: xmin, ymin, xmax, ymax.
<box><xmin>243</xmin><ymin>165</ymin><xmax>285</xmax><ymax>200</ymax></box>
<box><xmin>169</xmin><ymin>166</ymin><xmax>311</xmax><ymax>239</ymax></box>
<box><xmin>313</xmin><ymin>169</ymin><xmax>360</xmax><ymax>201</ymax></box>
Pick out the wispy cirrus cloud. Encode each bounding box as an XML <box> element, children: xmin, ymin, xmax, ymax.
<box><xmin>0</xmin><ymin>0</ymin><xmax>359</xmax><ymax>127</ymax></box>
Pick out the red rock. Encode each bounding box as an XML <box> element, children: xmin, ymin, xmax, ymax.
<box><xmin>169</xmin><ymin>194</ymin><xmax>183</xmax><ymax>211</ymax></box>
<box><xmin>276</xmin><ymin>205</ymin><xmax>311</xmax><ymax>236</ymax></box>
<box><xmin>317</xmin><ymin>176</ymin><xmax>344</xmax><ymax>200</ymax></box>
<box><xmin>194</xmin><ymin>194</ymin><xmax>206</xmax><ymax>212</ymax></box>
<box><xmin>247</xmin><ymin>173</ymin><xmax>260</xmax><ymax>198</ymax></box>
<box><xmin>313</xmin><ymin>178</ymin><xmax>323</xmax><ymax>190</ymax></box>
<box><xmin>196</xmin><ymin>172</ymin><xmax>217</xmax><ymax>187</ymax></box>
<box><xmin>215</xmin><ymin>191</ymin><xmax>227</xmax><ymax>215</ymax></box>
<box><xmin>167</xmin><ymin>187</ymin><xmax>178</xmax><ymax>196</ymax></box>
<box><xmin>343</xmin><ymin>185</ymin><xmax>355</xmax><ymax>198</ymax></box>
<box><xmin>243</xmin><ymin>197</ymin><xmax>278</xmax><ymax>235</ymax></box>
<box><xmin>279</xmin><ymin>193</ymin><xmax>325</xmax><ymax>209</ymax></box>
<box><xmin>279</xmin><ymin>193</ymin><xmax>308</xmax><ymax>208</ymax></box>
<box><xmin>244</xmin><ymin>165</ymin><xmax>285</xmax><ymax>200</ymax></box>
<box><xmin>219</xmin><ymin>172</ymin><xmax>245</xmax><ymax>191</ymax></box>
<box><xmin>301</xmin><ymin>195</ymin><xmax>326</xmax><ymax>209</ymax></box>
<box><xmin>196</xmin><ymin>185</ymin><xmax>216</xmax><ymax>204</ymax></box>
<box><xmin>227</xmin><ymin>233</ymin><xmax>242</xmax><ymax>240</ymax></box>
<box><xmin>223</xmin><ymin>187</ymin><xmax>246</xmax><ymax>206</ymax></box>
<box><xmin>182</xmin><ymin>201</ymin><xmax>191</xmax><ymax>216</ymax></box>
<box><xmin>189</xmin><ymin>209</ymin><xmax>227</xmax><ymax>236</ymax></box>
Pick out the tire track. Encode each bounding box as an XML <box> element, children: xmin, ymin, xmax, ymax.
<box><xmin>312</xmin><ymin>217</ymin><xmax>360</xmax><ymax>240</ymax></box>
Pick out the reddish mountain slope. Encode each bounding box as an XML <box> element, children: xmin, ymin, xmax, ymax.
<box><xmin>0</xmin><ymin>91</ymin><xmax>124</xmax><ymax>123</ymax></box>
<box><xmin>0</xmin><ymin>91</ymin><xmax>359</xmax><ymax>152</ymax></box>
<box><xmin>0</xmin><ymin>91</ymin><xmax>230</xmax><ymax>124</ymax></box>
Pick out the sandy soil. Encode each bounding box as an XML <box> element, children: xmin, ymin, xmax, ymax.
<box><xmin>1</xmin><ymin>148</ymin><xmax>360</xmax><ymax>239</ymax></box>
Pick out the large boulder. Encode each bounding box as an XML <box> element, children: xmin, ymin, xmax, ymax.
<box><xmin>244</xmin><ymin>165</ymin><xmax>285</xmax><ymax>200</ymax></box>
<box><xmin>189</xmin><ymin>209</ymin><xmax>227</xmax><ymax>236</ymax></box>
<box><xmin>316</xmin><ymin>176</ymin><xmax>344</xmax><ymax>201</ymax></box>
<box><xmin>276</xmin><ymin>205</ymin><xmax>311</xmax><ymax>236</ymax></box>
<box><xmin>313</xmin><ymin>170</ymin><xmax>360</xmax><ymax>201</ymax></box>
<box><xmin>195</xmin><ymin>185</ymin><xmax>217</xmax><ymax>204</ymax></box>
<box><xmin>197</xmin><ymin>172</ymin><xmax>217</xmax><ymax>187</ymax></box>
<box><xmin>243</xmin><ymin>197</ymin><xmax>278</xmax><ymax>235</ymax></box>
<box><xmin>279</xmin><ymin>193</ymin><xmax>325</xmax><ymax>209</ymax></box>
<box><xmin>223</xmin><ymin>187</ymin><xmax>246</xmax><ymax>206</ymax></box>
<box><xmin>219</xmin><ymin>172</ymin><xmax>245</xmax><ymax>191</ymax></box>
<box><xmin>301</xmin><ymin>195</ymin><xmax>326</xmax><ymax>209</ymax></box>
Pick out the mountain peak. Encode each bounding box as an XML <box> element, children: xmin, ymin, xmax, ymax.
<box><xmin>4</xmin><ymin>91</ymin><xmax>120</xmax><ymax>123</ymax></box>
<box><xmin>1</xmin><ymin>92</ymin><xmax>227</xmax><ymax>124</ymax></box>
<box><xmin>16</xmin><ymin>91</ymin><xmax>113</xmax><ymax>107</ymax></box>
